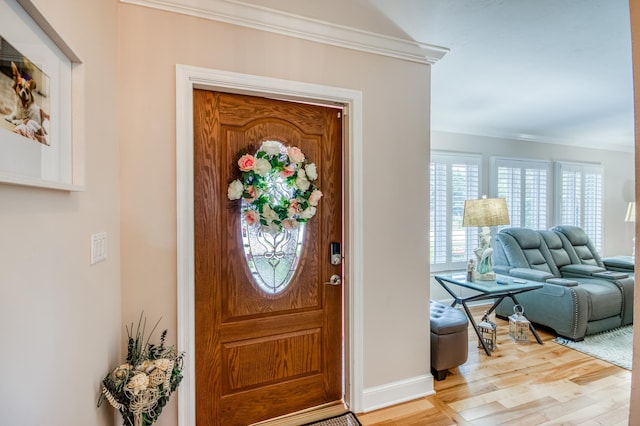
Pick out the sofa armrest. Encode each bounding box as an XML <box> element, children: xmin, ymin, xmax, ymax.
<box><xmin>559</xmin><ymin>264</ymin><xmax>606</xmax><ymax>277</ymax></box>
<box><xmin>546</xmin><ymin>278</ymin><xmax>579</xmax><ymax>287</ymax></box>
<box><xmin>602</xmin><ymin>256</ymin><xmax>635</xmax><ymax>272</ymax></box>
<box><xmin>592</xmin><ymin>270</ymin><xmax>629</xmax><ymax>280</ymax></box>
<box><xmin>494</xmin><ymin>265</ymin><xmax>512</xmax><ymax>275</ymax></box>
<box><xmin>508</xmin><ymin>268</ymin><xmax>554</xmax><ymax>282</ymax></box>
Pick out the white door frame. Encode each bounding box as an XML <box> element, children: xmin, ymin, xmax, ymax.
<box><xmin>175</xmin><ymin>64</ymin><xmax>364</xmax><ymax>425</ymax></box>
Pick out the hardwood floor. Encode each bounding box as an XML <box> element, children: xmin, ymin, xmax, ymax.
<box><xmin>357</xmin><ymin>304</ymin><xmax>631</xmax><ymax>425</ymax></box>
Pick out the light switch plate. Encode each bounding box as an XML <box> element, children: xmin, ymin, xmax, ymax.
<box><xmin>91</xmin><ymin>232</ymin><xmax>107</xmax><ymax>265</ymax></box>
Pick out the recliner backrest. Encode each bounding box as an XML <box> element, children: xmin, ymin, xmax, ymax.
<box><xmin>552</xmin><ymin>225</ymin><xmax>604</xmax><ymax>267</ymax></box>
<box><xmin>494</xmin><ymin>227</ymin><xmax>561</xmax><ymax>276</ymax></box>
<box><xmin>538</xmin><ymin>230</ymin><xmax>574</xmax><ymax>269</ymax></box>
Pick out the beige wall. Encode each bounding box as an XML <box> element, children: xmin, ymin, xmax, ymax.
<box><xmin>119</xmin><ymin>2</ymin><xmax>431</xmax><ymax>422</ymax></box>
<box><xmin>0</xmin><ymin>0</ymin><xmax>120</xmax><ymax>425</ymax></box>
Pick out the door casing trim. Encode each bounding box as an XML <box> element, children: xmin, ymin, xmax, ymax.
<box><xmin>175</xmin><ymin>64</ymin><xmax>364</xmax><ymax>425</ymax></box>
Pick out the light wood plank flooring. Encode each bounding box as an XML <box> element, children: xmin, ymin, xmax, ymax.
<box><xmin>357</xmin><ymin>304</ymin><xmax>631</xmax><ymax>425</ymax></box>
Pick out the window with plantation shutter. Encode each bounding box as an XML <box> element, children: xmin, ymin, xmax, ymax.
<box><xmin>491</xmin><ymin>157</ymin><xmax>550</xmax><ymax>230</ymax></box>
<box><xmin>430</xmin><ymin>152</ymin><xmax>481</xmax><ymax>271</ymax></box>
<box><xmin>555</xmin><ymin>161</ymin><xmax>603</xmax><ymax>251</ymax></box>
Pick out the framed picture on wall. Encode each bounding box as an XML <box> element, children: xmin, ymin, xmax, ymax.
<box><xmin>0</xmin><ymin>0</ymin><xmax>83</xmax><ymax>191</ymax></box>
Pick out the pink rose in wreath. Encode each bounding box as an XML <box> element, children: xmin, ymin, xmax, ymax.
<box><xmin>244</xmin><ymin>209</ymin><xmax>260</xmax><ymax>226</ymax></box>
<box><xmin>309</xmin><ymin>189</ymin><xmax>323</xmax><ymax>207</ymax></box>
<box><xmin>243</xmin><ymin>185</ymin><xmax>257</xmax><ymax>202</ymax></box>
<box><xmin>238</xmin><ymin>154</ymin><xmax>256</xmax><ymax>172</ymax></box>
<box><xmin>287</xmin><ymin>147</ymin><xmax>305</xmax><ymax>164</ymax></box>
<box><xmin>287</xmin><ymin>199</ymin><xmax>300</xmax><ymax>217</ymax></box>
<box><xmin>280</xmin><ymin>165</ymin><xmax>296</xmax><ymax>178</ymax></box>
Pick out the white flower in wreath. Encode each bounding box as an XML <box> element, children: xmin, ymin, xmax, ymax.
<box><xmin>295</xmin><ymin>170</ymin><xmax>311</xmax><ymax>192</ymax></box>
<box><xmin>305</xmin><ymin>163</ymin><xmax>318</xmax><ymax>181</ymax></box>
<box><xmin>254</xmin><ymin>158</ymin><xmax>272</xmax><ymax>176</ymax></box>
<box><xmin>296</xmin><ymin>177</ymin><xmax>310</xmax><ymax>192</ymax></box>
<box><xmin>261</xmin><ymin>141</ymin><xmax>282</xmax><ymax>156</ymax></box>
<box><xmin>262</xmin><ymin>222</ymin><xmax>280</xmax><ymax>234</ymax></box>
<box><xmin>299</xmin><ymin>206</ymin><xmax>317</xmax><ymax>220</ymax></box>
<box><xmin>227</xmin><ymin>179</ymin><xmax>244</xmax><ymax>200</ymax></box>
<box><xmin>262</xmin><ymin>205</ymin><xmax>278</xmax><ymax>222</ymax></box>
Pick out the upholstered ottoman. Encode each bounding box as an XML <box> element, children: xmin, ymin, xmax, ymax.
<box><xmin>430</xmin><ymin>300</ymin><xmax>469</xmax><ymax>380</ymax></box>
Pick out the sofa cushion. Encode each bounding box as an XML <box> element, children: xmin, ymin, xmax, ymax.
<box><xmin>556</xmin><ymin>225</ymin><xmax>590</xmax><ymax>245</ymax></box>
<box><xmin>552</xmin><ymin>225</ymin><xmax>604</xmax><ymax>267</ymax></box>
<box><xmin>497</xmin><ymin>228</ymin><xmax>560</xmax><ymax>276</ymax></box>
<box><xmin>579</xmin><ymin>280</ymin><xmax>624</xmax><ymax>321</ymax></box>
<box><xmin>539</xmin><ymin>230</ymin><xmax>573</xmax><ymax>268</ymax></box>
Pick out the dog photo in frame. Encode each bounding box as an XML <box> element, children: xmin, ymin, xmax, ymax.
<box><xmin>0</xmin><ymin>0</ymin><xmax>81</xmax><ymax>190</ymax></box>
<box><xmin>0</xmin><ymin>36</ymin><xmax>51</xmax><ymax>146</ymax></box>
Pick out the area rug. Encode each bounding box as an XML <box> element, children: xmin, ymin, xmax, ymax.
<box><xmin>302</xmin><ymin>411</ymin><xmax>361</xmax><ymax>426</ymax></box>
<box><xmin>553</xmin><ymin>325</ymin><xmax>633</xmax><ymax>370</ymax></box>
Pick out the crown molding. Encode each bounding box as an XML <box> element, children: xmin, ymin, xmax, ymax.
<box><xmin>120</xmin><ymin>0</ymin><xmax>448</xmax><ymax>65</ymax></box>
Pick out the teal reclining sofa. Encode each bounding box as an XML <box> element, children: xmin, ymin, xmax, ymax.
<box><xmin>493</xmin><ymin>226</ymin><xmax>634</xmax><ymax>340</ymax></box>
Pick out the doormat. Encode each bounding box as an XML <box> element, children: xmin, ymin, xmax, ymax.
<box><xmin>301</xmin><ymin>411</ymin><xmax>362</xmax><ymax>426</ymax></box>
<box><xmin>553</xmin><ymin>325</ymin><xmax>633</xmax><ymax>370</ymax></box>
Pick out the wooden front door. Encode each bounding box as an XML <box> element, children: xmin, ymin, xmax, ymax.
<box><xmin>193</xmin><ymin>91</ymin><xmax>343</xmax><ymax>425</ymax></box>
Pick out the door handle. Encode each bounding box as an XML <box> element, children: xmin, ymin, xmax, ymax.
<box><xmin>324</xmin><ymin>274</ymin><xmax>342</xmax><ymax>286</ymax></box>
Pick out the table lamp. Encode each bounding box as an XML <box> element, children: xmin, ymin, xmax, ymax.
<box><xmin>625</xmin><ymin>201</ymin><xmax>635</xmax><ymax>258</ymax></box>
<box><xmin>462</xmin><ymin>196</ymin><xmax>510</xmax><ymax>280</ymax></box>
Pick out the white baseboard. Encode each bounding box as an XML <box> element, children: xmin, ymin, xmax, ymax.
<box><xmin>361</xmin><ymin>374</ymin><xmax>435</xmax><ymax>413</ymax></box>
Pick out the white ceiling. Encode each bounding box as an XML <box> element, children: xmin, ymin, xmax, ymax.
<box><xmin>370</xmin><ymin>0</ymin><xmax>636</xmax><ymax>152</ymax></box>
<box><xmin>162</xmin><ymin>0</ymin><xmax>636</xmax><ymax>151</ymax></box>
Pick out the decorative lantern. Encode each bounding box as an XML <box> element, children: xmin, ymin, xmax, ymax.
<box><xmin>509</xmin><ymin>304</ymin><xmax>530</xmax><ymax>343</ymax></box>
<box><xmin>477</xmin><ymin>311</ymin><xmax>497</xmax><ymax>352</ymax></box>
